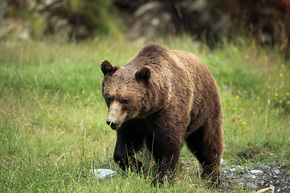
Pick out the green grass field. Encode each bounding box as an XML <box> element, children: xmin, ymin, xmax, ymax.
<box><xmin>1</xmin><ymin>36</ymin><xmax>289</xmax><ymax>192</ymax></box>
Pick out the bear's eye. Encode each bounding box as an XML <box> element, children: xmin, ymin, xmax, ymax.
<box><xmin>106</xmin><ymin>96</ymin><xmax>114</xmax><ymax>102</ymax></box>
<box><xmin>120</xmin><ymin>99</ymin><xmax>129</xmax><ymax>104</ymax></box>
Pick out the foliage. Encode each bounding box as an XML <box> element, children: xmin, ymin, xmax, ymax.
<box><xmin>62</xmin><ymin>0</ymin><xmax>123</xmax><ymax>36</ymax></box>
<box><xmin>0</xmin><ymin>36</ymin><xmax>289</xmax><ymax>192</ymax></box>
<box><xmin>2</xmin><ymin>0</ymin><xmax>123</xmax><ymax>39</ymax></box>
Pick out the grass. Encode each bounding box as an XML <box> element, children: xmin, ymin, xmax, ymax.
<box><xmin>0</xmin><ymin>36</ymin><xmax>289</xmax><ymax>192</ymax></box>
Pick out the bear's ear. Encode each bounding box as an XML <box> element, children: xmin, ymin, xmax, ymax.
<box><xmin>135</xmin><ymin>66</ymin><xmax>151</xmax><ymax>83</ymax></box>
<box><xmin>100</xmin><ymin>60</ymin><xmax>119</xmax><ymax>76</ymax></box>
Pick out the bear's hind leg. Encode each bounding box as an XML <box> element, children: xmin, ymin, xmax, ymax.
<box><xmin>186</xmin><ymin>120</ymin><xmax>223</xmax><ymax>186</ymax></box>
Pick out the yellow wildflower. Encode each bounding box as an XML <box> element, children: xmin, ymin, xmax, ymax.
<box><xmin>279</xmin><ymin>100</ymin><xmax>282</xmax><ymax>104</ymax></box>
<box><xmin>236</xmin><ymin>96</ymin><xmax>240</xmax><ymax>99</ymax></box>
<box><xmin>280</xmin><ymin>73</ymin><xmax>283</xmax><ymax>78</ymax></box>
<box><xmin>242</xmin><ymin>122</ymin><xmax>246</xmax><ymax>125</ymax></box>
<box><xmin>286</xmin><ymin>92</ymin><xmax>289</xmax><ymax>96</ymax></box>
<box><xmin>233</xmin><ymin>107</ymin><xmax>236</xmax><ymax>111</ymax></box>
<box><xmin>273</xmin><ymin>109</ymin><xmax>276</xmax><ymax>112</ymax></box>
<box><xmin>287</xmin><ymin>101</ymin><xmax>290</xmax><ymax>105</ymax></box>
<box><xmin>215</xmin><ymin>56</ymin><xmax>219</xmax><ymax>60</ymax></box>
<box><xmin>275</xmin><ymin>93</ymin><xmax>278</xmax><ymax>97</ymax></box>
<box><xmin>65</xmin><ymin>58</ymin><xmax>69</xmax><ymax>63</ymax></box>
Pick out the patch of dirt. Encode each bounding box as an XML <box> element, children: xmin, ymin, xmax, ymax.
<box><xmin>219</xmin><ymin>164</ymin><xmax>290</xmax><ymax>192</ymax></box>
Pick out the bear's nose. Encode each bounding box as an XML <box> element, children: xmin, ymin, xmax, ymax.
<box><xmin>106</xmin><ymin>118</ymin><xmax>117</xmax><ymax>128</ymax></box>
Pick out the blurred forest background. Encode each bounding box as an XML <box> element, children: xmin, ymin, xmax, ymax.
<box><xmin>0</xmin><ymin>0</ymin><xmax>289</xmax><ymax>55</ymax></box>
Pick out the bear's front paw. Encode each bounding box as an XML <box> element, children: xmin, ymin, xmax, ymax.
<box><xmin>151</xmin><ymin>179</ymin><xmax>159</xmax><ymax>186</ymax></box>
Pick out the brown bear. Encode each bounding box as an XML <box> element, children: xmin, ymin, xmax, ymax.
<box><xmin>100</xmin><ymin>44</ymin><xmax>223</xmax><ymax>186</ymax></box>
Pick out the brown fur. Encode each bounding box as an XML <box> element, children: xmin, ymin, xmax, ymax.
<box><xmin>100</xmin><ymin>44</ymin><xmax>223</xmax><ymax>186</ymax></box>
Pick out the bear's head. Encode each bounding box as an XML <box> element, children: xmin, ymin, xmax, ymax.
<box><xmin>100</xmin><ymin>60</ymin><xmax>151</xmax><ymax>130</ymax></box>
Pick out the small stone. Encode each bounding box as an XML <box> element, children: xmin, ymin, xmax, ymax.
<box><xmin>246</xmin><ymin>183</ymin><xmax>257</xmax><ymax>189</ymax></box>
<box><xmin>274</xmin><ymin>169</ymin><xmax>280</xmax><ymax>175</ymax></box>
<box><xmin>250</xmin><ymin>169</ymin><xmax>263</xmax><ymax>174</ymax></box>
<box><xmin>249</xmin><ymin>174</ymin><xmax>256</xmax><ymax>179</ymax></box>
<box><xmin>230</xmin><ymin>168</ymin><xmax>236</xmax><ymax>172</ymax></box>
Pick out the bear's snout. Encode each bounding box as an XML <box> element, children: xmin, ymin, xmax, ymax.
<box><xmin>106</xmin><ymin>118</ymin><xmax>117</xmax><ymax>129</ymax></box>
<box><xmin>106</xmin><ymin>102</ymin><xmax>127</xmax><ymax>130</ymax></box>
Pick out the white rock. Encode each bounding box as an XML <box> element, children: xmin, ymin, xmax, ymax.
<box><xmin>250</xmin><ymin>169</ymin><xmax>263</xmax><ymax>174</ymax></box>
<box><xmin>91</xmin><ymin>169</ymin><xmax>116</xmax><ymax>179</ymax></box>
